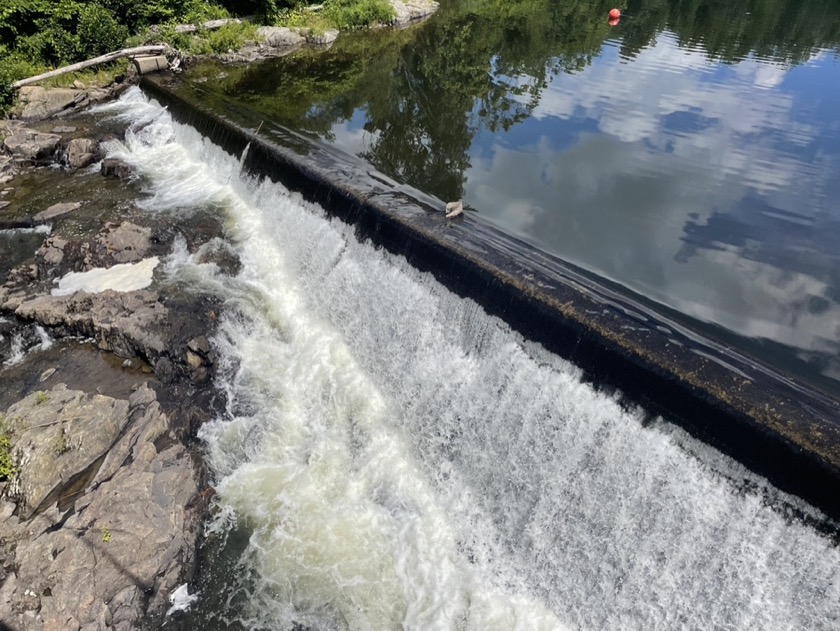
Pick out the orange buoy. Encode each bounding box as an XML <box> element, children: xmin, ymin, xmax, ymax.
<box><xmin>609</xmin><ymin>8</ymin><xmax>621</xmax><ymax>19</ymax></box>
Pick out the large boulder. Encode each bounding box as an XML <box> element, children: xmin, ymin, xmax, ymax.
<box><xmin>64</xmin><ymin>138</ymin><xmax>100</xmax><ymax>169</ymax></box>
<box><xmin>100</xmin><ymin>157</ymin><xmax>133</xmax><ymax>179</ymax></box>
<box><xmin>391</xmin><ymin>0</ymin><xmax>439</xmax><ymax>26</ymax></box>
<box><xmin>3</xmin><ymin>129</ymin><xmax>61</xmax><ymax>164</ymax></box>
<box><xmin>258</xmin><ymin>25</ymin><xmax>306</xmax><ymax>48</ymax></box>
<box><xmin>16</xmin><ymin>87</ymin><xmax>88</xmax><ymax>120</ymax></box>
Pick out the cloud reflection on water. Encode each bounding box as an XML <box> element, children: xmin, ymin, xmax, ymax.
<box><xmin>464</xmin><ymin>34</ymin><xmax>840</xmax><ymax>384</ymax></box>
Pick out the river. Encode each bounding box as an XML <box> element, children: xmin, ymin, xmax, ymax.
<box><xmin>92</xmin><ymin>82</ymin><xmax>840</xmax><ymax>629</ymax></box>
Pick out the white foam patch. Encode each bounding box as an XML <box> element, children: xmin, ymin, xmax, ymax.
<box><xmin>51</xmin><ymin>257</ymin><xmax>159</xmax><ymax>296</ymax></box>
<box><xmin>166</xmin><ymin>584</ymin><xmax>199</xmax><ymax>616</ymax></box>
<box><xmin>0</xmin><ymin>224</ymin><xmax>52</xmax><ymax>235</ymax></box>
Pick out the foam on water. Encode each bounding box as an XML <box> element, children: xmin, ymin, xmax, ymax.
<box><xmin>51</xmin><ymin>257</ymin><xmax>159</xmax><ymax>296</ymax></box>
<box><xmin>100</xmin><ymin>88</ymin><xmax>840</xmax><ymax>630</ymax></box>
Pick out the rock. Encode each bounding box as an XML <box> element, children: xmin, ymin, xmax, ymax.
<box><xmin>65</xmin><ymin>138</ymin><xmax>100</xmax><ymax>169</ymax></box>
<box><xmin>14</xmin><ymin>290</ymin><xmax>170</xmax><ymax>362</ymax></box>
<box><xmin>0</xmin><ymin>384</ymin><xmax>200</xmax><ymax>631</ymax></box>
<box><xmin>92</xmin><ymin>222</ymin><xmax>152</xmax><ymax>264</ymax></box>
<box><xmin>258</xmin><ymin>26</ymin><xmax>306</xmax><ymax>48</ymax></box>
<box><xmin>295</xmin><ymin>28</ymin><xmax>340</xmax><ymax>46</ymax></box>
<box><xmin>72</xmin><ymin>80</ymin><xmax>85</xmax><ymax>90</ymax></box>
<box><xmin>391</xmin><ymin>0</ymin><xmax>439</xmax><ymax>26</ymax></box>
<box><xmin>185</xmin><ymin>350</ymin><xmax>203</xmax><ymax>370</ymax></box>
<box><xmin>0</xmin><ymin>201</ymin><xmax>9</xmax><ymax>210</ymax></box>
<box><xmin>3</xmin><ymin>129</ymin><xmax>61</xmax><ymax>163</ymax></box>
<box><xmin>173</xmin><ymin>17</ymin><xmax>241</xmax><ymax>33</ymax></box>
<box><xmin>100</xmin><ymin>158</ymin><xmax>133</xmax><ymax>180</ymax></box>
<box><xmin>3</xmin><ymin>387</ymin><xmax>130</xmax><ymax>519</ymax></box>
<box><xmin>87</xmin><ymin>87</ymin><xmax>116</xmax><ymax>105</ymax></box>
<box><xmin>38</xmin><ymin>236</ymin><xmax>69</xmax><ymax>265</ymax></box>
<box><xmin>39</xmin><ymin>367</ymin><xmax>56</xmax><ymax>382</ymax></box>
<box><xmin>16</xmin><ymin>87</ymin><xmax>88</xmax><ymax>120</ymax></box>
<box><xmin>34</xmin><ymin>202</ymin><xmax>82</xmax><ymax>222</ymax></box>
<box><xmin>51</xmin><ymin>126</ymin><xmax>77</xmax><ymax>134</ymax></box>
<box><xmin>187</xmin><ymin>335</ymin><xmax>211</xmax><ymax>356</ymax></box>
<box><xmin>132</xmin><ymin>55</ymin><xmax>169</xmax><ymax>75</ymax></box>
<box><xmin>0</xmin><ymin>166</ymin><xmax>13</xmax><ymax>184</ymax></box>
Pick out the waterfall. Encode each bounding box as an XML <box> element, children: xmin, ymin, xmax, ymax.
<box><xmin>96</xmin><ymin>87</ymin><xmax>840</xmax><ymax>631</ymax></box>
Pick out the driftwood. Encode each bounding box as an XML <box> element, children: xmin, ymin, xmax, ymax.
<box><xmin>12</xmin><ymin>45</ymin><xmax>168</xmax><ymax>89</ymax></box>
<box><xmin>172</xmin><ymin>18</ymin><xmax>241</xmax><ymax>33</ymax></box>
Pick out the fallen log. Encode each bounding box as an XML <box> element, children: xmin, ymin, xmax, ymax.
<box><xmin>12</xmin><ymin>45</ymin><xmax>168</xmax><ymax>89</ymax></box>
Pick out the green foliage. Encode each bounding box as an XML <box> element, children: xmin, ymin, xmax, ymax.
<box><xmin>0</xmin><ymin>417</ymin><xmax>17</xmax><ymax>482</ymax></box>
<box><xmin>101</xmin><ymin>527</ymin><xmax>111</xmax><ymax>542</ymax></box>
<box><xmin>215</xmin><ymin>0</ymin><xmax>308</xmax><ymax>24</ymax></box>
<box><xmin>323</xmin><ymin>0</ymin><xmax>393</xmax><ymax>30</ymax></box>
<box><xmin>0</xmin><ymin>53</ymin><xmax>48</xmax><ymax>112</ymax></box>
<box><xmin>35</xmin><ymin>391</ymin><xmax>50</xmax><ymax>404</ymax></box>
<box><xmin>184</xmin><ymin>1</ymin><xmax>231</xmax><ymax>24</ymax></box>
<box><xmin>207</xmin><ymin>20</ymin><xmax>259</xmax><ymax>53</ymax></box>
<box><xmin>77</xmin><ymin>3</ymin><xmax>129</xmax><ymax>58</ymax></box>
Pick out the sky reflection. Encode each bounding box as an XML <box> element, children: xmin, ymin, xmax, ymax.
<box><xmin>463</xmin><ymin>35</ymin><xmax>840</xmax><ymax>387</ymax></box>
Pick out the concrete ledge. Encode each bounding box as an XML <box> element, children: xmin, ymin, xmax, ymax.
<box><xmin>141</xmin><ymin>76</ymin><xmax>840</xmax><ymax>523</ymax></box>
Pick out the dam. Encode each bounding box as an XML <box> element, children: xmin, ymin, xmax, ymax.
<box><xmin>84</xmin><ymin>79</ymin><xmax>839</xmax><ymax>629</ymax></box>
<box><xmin>90</xmin><ymin>1</ymin><xmax>840</xmax><ymax>626</ymax></box>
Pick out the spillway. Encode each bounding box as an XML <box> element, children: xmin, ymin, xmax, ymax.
<box><xmin>95</xmin><ymin>87</ymin><xmax>840</xmax><ymax>630</ymax></box>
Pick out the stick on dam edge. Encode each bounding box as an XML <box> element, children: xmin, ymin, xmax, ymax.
<box><xmin>141</xmin><ymin>75</ymin><xmax>840</xmax><ymax>524</ymax></box>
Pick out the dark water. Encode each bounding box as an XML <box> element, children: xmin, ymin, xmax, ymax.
<box><xmin>179</xmin><ymin>0</ymin><xmax>840</xmax><ymax>395</ymax></box>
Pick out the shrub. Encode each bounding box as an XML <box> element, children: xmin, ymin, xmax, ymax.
<box><xmin>0</xmin><ymin>53</ymin><xmax>48</xmax><ymax>111</ymax></box>
<box><xmin>323</xmin><ymin>0</ymin><xmax>394</xmax><ymax>30</ymax></box>
<box><xmin>0</xmin><ymin>417</ymin><xmax>17</xmax><ymax>482</ymax></box>
<box><xmin>207</xmin><ymin>20</ymin><xmax>258</xmax><ymax>53</ymax></box>
<box><xmin>77</xmin><ymin>3</ymin><xmax>129</xmax><ymax>58</ymax></box>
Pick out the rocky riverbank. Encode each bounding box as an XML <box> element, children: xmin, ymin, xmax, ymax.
<box><xmin>0</xmin><ymin>96</ymin><xmax>232</xmax><ymax>630</ymax></box>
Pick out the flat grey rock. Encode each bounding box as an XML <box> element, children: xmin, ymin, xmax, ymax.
<box><xmin>3</xmin><ymin>129</ymin><xmax>61</xmax><ymax>163</ymax></box>
<box><xmin>17</xmin><ymin>87</ymin><xmax>87</xmax><ymax>120</ymax></box>
<box><xmin>258</xmin><ymin>25</ymin><xmax>306</xmax><ymax>48</ymax></box>
<box><xmin>34</xmin><ymin>201</ymin><xmax>82</xmax><ymax>222</ymax></box>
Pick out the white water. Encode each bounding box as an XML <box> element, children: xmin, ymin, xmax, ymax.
<box><xmin>97</xmin><ymin>88</ymin><xmax>840</xmax><ymax>630</ymax></box>
<box><xmin>3</xmin><ymin>324</ymin><xmax>52</xmax><ymax>368</ymax></box>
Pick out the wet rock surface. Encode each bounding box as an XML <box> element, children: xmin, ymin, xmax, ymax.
<box><xmin>1</xmin><ymin>100</ymin><xmax>235</xmax><ymax>630</ymax></box>
<box><xmin>0</xmin><ymin>384</ymin><xmax>200</xmax><ymax>631</ymax></box>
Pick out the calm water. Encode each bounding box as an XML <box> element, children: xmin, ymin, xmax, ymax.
<box><xmin>181</xmin><ymin>0</ymin><xmax>840</xmax><ymax>395</ymax></box>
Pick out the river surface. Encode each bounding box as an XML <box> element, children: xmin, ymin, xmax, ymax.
<box><xmin>92</xmin><ymin>85</ymin><xmax>840</xmax><ymax>630</ymax></box>
<box><xmin>177</xmin><ymin>0</ymin><xmax>840</xmax><ymax>397</ymax></box>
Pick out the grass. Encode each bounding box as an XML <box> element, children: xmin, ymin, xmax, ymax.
<box><xmin>275</xmin><ymin>0</ymin><xmax>395</xmax><ymax>32</ymax></box>
<box><xmin>323</xmin><ymin>0</ymin><xmax>395</xmax><ymax>31</ymax></box>
<box><xmin>127</xmin><ymin>20</ymin><xmax>260</xmax><ymax>56</ymax></box>
<box><xmin>40</xmin><ymin>59</ymin><xmax>131</xmax><ymax>90</ymax></box>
